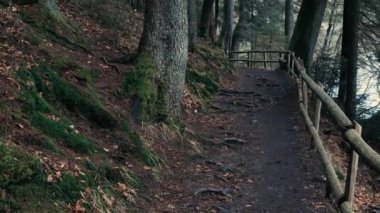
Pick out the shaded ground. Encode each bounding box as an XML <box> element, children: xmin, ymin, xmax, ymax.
<box><xmin>146</xmin><ymin>67</ymin><xmax>334</xmax><ymax>212</ymax></box>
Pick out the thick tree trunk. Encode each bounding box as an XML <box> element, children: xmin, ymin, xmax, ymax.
<box><xmin>285</xmin><ymin>0</ymin><xmax>294</xmax><ymax>38</ymax></box>
<box><xmin>338</xmin><ymin>0</ymin><xmax>360</xmax><ymax>120</ymax></box>
<box><xmin>218</xmin><ymin>0</ymin><xmax>234</xmax><ymax>53</ymax></box>
<box><xmin>199</xmin><ymin>0</ymin><xmax>215</xmax><ymax>38</ymax></box>
<box><xmin>188</xmin><ymin>0</ymin><xmax>197</xmax><ymax>52</ymax></box>
<box><xmin>289</xmin><ymin>0</ymin><xmax>328</xmax><ymax>72</ymax></box>
<box><xmin>138</xmin><ymin>0</ymin><xmax>188</xmax><ymax>116</ymax></box>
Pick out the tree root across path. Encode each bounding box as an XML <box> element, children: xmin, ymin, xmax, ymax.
<box><xmin>194</xmin><ymin>188</ymin><xmax>235</xmax><ymax>197</ymax></box>
<box><xmin>221</xmin><ymin>138</ymin><xmax>246</xmax><ymax>147</ymax></box>
<box><xmin>205</xmin><ymin>159</ymin><xmax>236</xmax><ymax>173</ymax></box>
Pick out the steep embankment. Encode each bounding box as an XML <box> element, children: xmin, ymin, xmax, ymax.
<box><xmin>0</xmin><ymin>1</ymin><xmax>232</xmax><ymax>211</ymax></box>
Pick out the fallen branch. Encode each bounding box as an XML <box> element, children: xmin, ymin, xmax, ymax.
<box><xmin>194</xmin><ymin>188</ymin><xmax>234</xmax><ymax>197</ymax></box>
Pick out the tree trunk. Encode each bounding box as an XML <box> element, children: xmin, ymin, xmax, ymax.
<box><xmin>188</xmin><ymin>0</ymin><xmax>197</xmax><ymax>52</ymax></box>
<box><xmin>289</xmin><ymin>0</ymin><xmax>328</xmax><ymax>72</ymax></box>
<box><xmin>138</xmin><ymin>0</ymin><xmax>188</xmax><ymax>117</ymax></box>
<box><xmin>218</xmin><ymin>0</ymin><xmax>234</xmax><ymax>53</ymax></box>
<box><xmin>315</xmin><ymin>0</ymin><xmax>338</xmax><ymax>83</ymax></box>
<box><xmin>338</xmin><ymin>0</ymin><xmax>360</xmax><ymax>120</ymax></box>
<box><xmin>285</xmin><ymin>0</ymin><xmax>294</xmax><ymax>38</ymax></box>
<box><xmin>199</xmin><ymin>0</ymin><xmax>215</xmax><ymax>38</ymax></box>
<box><xmin>230</xmin><ymin>0</ymin><xmax>248</xmax><ymax>58</ymax></box>
<box><xmin>209</xmin><ymin>2</ymin><xmax>217</xmax><ymax>42</ymax></box>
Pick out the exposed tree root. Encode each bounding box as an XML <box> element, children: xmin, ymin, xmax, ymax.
<box><xmin>222</xmin><ymin>138</ymin><xmax>246</xmax><ymax>146</ymax></box>
<box><xmin>205</xmin><ymin>160</ymin><xmax>235</xmax><ymax>173</ymax></box>
<box><xmin>194</xmin><ymin>188</ymin><xmax>234</xmax><ymax>197</ymax></box>
<box><xmin>101</xmin><ymin>56</ymin><xmax>120</xmax><ymax>73</ymax></box>
<box><xmin>219</xmin><ymin>89</ymin><xmax>262</xmax><ymax>96</ymax></box>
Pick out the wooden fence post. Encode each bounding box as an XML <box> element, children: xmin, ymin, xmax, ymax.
<box><xmin>311</xmin><ymin>83</ymin><xmax>323</xmax><ymax>149</ymax></box>
<box><xmin>344</xmin><ymin>122</ymin><xmax>361</xmax><ymax>207</ymax></box>
<box><xmin>264</xmin><ymin>52</ymin><xmax>267</xmax><ymax>69</ymax></box>
<box><xmin>302</xmin><ymin>80</ymin><xmax>308</xmax><ymax>111</ymax></box>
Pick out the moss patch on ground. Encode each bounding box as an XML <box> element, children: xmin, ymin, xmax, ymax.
<box><xmin>19</xmin><ymin>64</ymin><xmax>117</xmax><ymax>129</ymax></box>
<box><xmin>19</xmin><ymin>1</ymin><xmax>89</xmax><ymax>52</ymax></box>
<box><xmin>0</xmin><ymin>143</ymin><xmax>41</xmax><ymax>189</ymax></box>
<box><xmin>30</xmin><ymin>112</ymin><xmax>96</xmax><ymax>153</ymax></box>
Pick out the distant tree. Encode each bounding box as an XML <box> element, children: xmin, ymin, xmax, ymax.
<box><xmin>188</xmin><ymin>0</ymin><xmax>198</xmax><ymax>52</ymax></box>
<box><xmin>138</xmin><ymin>0</ymin><xmax>188</xmax><ymax>117</ymax></box>
<box><xmin>230</xmin><ymin>0</ymin><xmax>249</xmax><ymax>57</ymax></box>
<box><xmin>284</xmin><ymin>0</ymin><xmax>294</xmax><ymax>39</ymax></box>
<box><xmin>218</xmin><ymin>0</ymin><xmax>235</xmax><ymax>53</ymax></box>
<box><xmin>289</xmin><ymin>0</ymin><xmax>328</xmax><ymax>72</ymax></box>
<box><xmin>338</xmin><ymin>0</ymin><xmax>360</xmax><ymax>119</ymax></box>
<box><xmin>199</xmin><ymin>0</ymin><xmax>215</xmax><ymax>38</ymax></box>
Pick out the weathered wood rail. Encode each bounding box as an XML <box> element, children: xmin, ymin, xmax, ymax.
<box><xmin>229</xmin><ymin>50</ymin><xmax>288</xmax><ymax>69</ymax></box>
<box><xmin>229</xmin><ymin>50</ymin><xmax>380</xmax><ymax>213</ymax></box>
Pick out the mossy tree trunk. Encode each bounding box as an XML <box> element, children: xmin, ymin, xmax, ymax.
<box><xmin>289</xmin><ymin>0</ymin><xmax>328</xmax><ymax>72</ymax></box>
<box><xmin>188</xmin><ymin>0</ymin><xmax>197</xmax><ymax>52</ymax></box>
<box><xmin>338</xmin><ymin>0</ymin><xmax>360</xmax><ymax>120</ymax></box>
<box><xmin>199</xmin><ymin>0</ymin><xmax>215</xmax><ymax>38</ymax></box>
<box><xmin>138</xmin><ymin>0</ymin><xmax>188</xmax><ymax>117</ymax></box>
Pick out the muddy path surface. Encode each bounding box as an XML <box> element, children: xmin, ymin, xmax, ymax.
<box><xmin>145</xmin><ymin>68</ymin><xmax>334</xmax><ymax>212</ymax></box>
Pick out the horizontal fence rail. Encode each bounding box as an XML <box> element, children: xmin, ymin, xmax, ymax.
<box><xmin>229</xmin><ymin>50</ymin><xmax>380</xmax><ymax>213</ymax></box>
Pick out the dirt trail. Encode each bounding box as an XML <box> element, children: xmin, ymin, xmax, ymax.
<box><xmin>146</xmin><ymin>68</ymin><xmax>334</xmax><ymax>212</ymax></box>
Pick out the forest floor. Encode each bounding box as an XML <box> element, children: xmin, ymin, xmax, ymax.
<box><xmin>144</xmin><ymin>67</ymin><xmax>335</xmax><ymax>212</ymax></box>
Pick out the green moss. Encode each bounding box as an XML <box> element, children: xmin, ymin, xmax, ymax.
<box><xmin>30</xmin><ymin>112</ymin><xmax>95</xmax><ymax>153</ymax></box>
<box><xmin>19</xmin><ymin>65</ymin><xmax>117</xmax><ymax>128</ymax></box>
<box><xmin>19</xmin><ymin>1</ymin><xmax>89</xmax><ymax>51</ymax></box>
<box><xmin>0</xmin><ymin>143</ymin><xmax>41</xmax><ymax>189</ymax></box>
<box><xmin>6</xmin><ymin>173</ymin><xmax>83</xmax><ymax>212</ymax></box>
<box><xmin>186</xmin><ymin>67</ymin><xmax>219</xmax><ymax>101</ymax></box>
<box><xmin>25</xmin><ymin>135</ymin><xmax>59</xmax><ymax>153</ymax></box>
<box><xmin>123</xmin><ymin>53</ymin><xmax>166</xmax><ymax>122</ymax></box>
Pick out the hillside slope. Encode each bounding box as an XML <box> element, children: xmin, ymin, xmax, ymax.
<box><xmin>0</xmin><ymin>1</ymin><xmax>233</xmax><ymax>211</ymax></box>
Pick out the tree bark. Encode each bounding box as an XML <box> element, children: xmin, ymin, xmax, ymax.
<box><xmin>209</xmin><ymin>1</ymin><xmax>217</xmax><ymax>42</ymax></box>
<box><xmin>230</xmin><ymin>0</ymin><xmax>249</xmax><ymax>58</ymax></box>
<box><xmin>188</xmin><ymin>0</ymin><xmax>197</xmax><ymax>52</ymax></box>
<box><xmin>289</xmin><ymin>0</ymin><xmax>328</xmax><ymax>72</ymax></box>
<box><xmin>218</xmin><ymin>0</ymin><xmax>234</xmax><ymax>53</ymax></box>
<box><xmin>199</xmin><ymin>0</ymin><xmax>215</xmax><ymax>38</ymax></box>
<box><xmin>338</xmin><ymin>0</ymin><xmax>360</xmax><ymax>120</ymax></box>
<box><xmin>285</xmin><ymin>0</ymin><xmax>294</xmax><ymax>38</ymax></box>
<box><xmin>315</xmin><ymin>0</ymin><xmax>338</xmax><ymax>83</ymax></box>
<box><xmin>138</xmin><ymin>0</ymin><xmax>188</xmax><ymax>116</ymax></box>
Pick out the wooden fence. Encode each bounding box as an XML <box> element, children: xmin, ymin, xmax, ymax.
<box><xmin>229</xmin><ymin>50</ymin><xmax>380</xmax><ymax>213</ymax></box>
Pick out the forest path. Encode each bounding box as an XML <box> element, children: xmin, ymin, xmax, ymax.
<box><xmin>146</xmin><ymin>68</ymin><xmax>334</xmax><ymax>212</ymax></box>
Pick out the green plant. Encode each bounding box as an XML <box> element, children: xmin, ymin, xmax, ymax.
<box><xmin>30</xmin><ymin>112</ymin><xmax>96</xmax><ymax>153</ymax></box>
<box><xmin>129</xmin><ymin>131</ymin><xmax>162</xmax><ymax>167</ymax></box>
<box><xmin>0</xmin><ymin>143</ymin><xmax>41</xmax><ymax>189</ymax></box>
